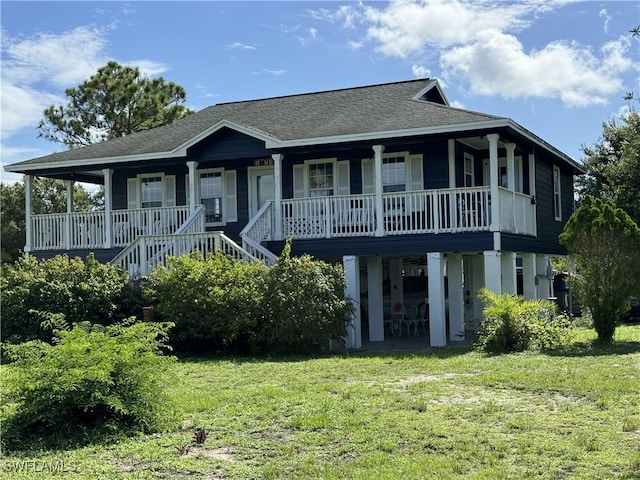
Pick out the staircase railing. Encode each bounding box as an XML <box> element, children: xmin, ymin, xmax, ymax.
<box><xmin>240</xmin><ymin>201</ymin><xmax>278</xmax><ymax>266</ymax></box>
<box><xmin>111</xmin><ymin>231</ymin><xmax>256</xmax><ymax>278</ymax></box>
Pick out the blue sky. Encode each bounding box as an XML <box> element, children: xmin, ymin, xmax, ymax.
<box><xmin>1</xmin><ymin>1</ymin><xmax>639</xmax><ymax>183</ymax></box>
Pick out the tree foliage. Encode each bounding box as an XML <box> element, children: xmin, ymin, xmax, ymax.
<box><xmin>578</xmin><ymin>110</ymin><xmax>640</xmax><ymax>225</ymax></box>
<box><xmin>0</xmin><ymin>253</ymin><xmax>131</xmax><ymax>343</ymax></box>
<box><xmin>475</xmin><ymin>288</ymin><xmax>571</xmax><ymax>353</ymax></box>
<box><xmin>37</xmin><ymin>61</ymin><xmax>193</xmax><ymax>148</ymax></box>
<box><xmin>1</xmin><ymin>320</ymin><xmax>175</xmax><ymax>450</ymax></box>
<box><xmin>145</xmin><ymin>251</ymin><xmax>267</xmax><ymax>353</ymax></box>
<box><xmin>0</xmin><ymin>179</ymin><xmax>100</xmax><ymax>263</ymax></box>
<box><xmin>559</xmin><ymin>196</ymin><xmax>640</xmax><ymax>342</ymax></box>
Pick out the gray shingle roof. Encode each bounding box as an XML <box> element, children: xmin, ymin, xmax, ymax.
<box><xmin>6</xmin><ymin>79</ymin><xmax>509</xmax><ymax>170</ymax></box>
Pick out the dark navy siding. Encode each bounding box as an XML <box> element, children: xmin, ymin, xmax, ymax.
<box><xmin>32</xmin><ymin>248</ymin><xmax>123</xmax><ymax>263</ymax></box>
<box><xmin>266</xmin><ymin>232</ymin><xmax>493</xmax><ymax>262</ymax></box>
<box><xmin>501</xmin><ymin>234</ymin><xmax>567</xmax><ymax>255</ymax></box>
<box><xmin>423</xmin><ymin>141</ymin><xmax>449</xmax><ymax>189</ymax></box>
<box><xmin>188</xmin><ymin>128</ymin><xmax>269</xmax><ymax>162</ymax></box>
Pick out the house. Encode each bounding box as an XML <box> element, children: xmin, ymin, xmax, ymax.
<box><xmin>5</xmin><ymin>79</ymin><xmax>585</xmax><ymax>348</ymax></box>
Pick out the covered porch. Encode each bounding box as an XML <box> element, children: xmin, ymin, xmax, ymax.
<box><xmin>341</xmin><ymin>252</ymin><xmax>554</xmax><ymax>349</ymax></box>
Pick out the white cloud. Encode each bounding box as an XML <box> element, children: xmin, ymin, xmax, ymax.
<box><xmin>125</xmin><ymin>59</ymin><xmax>170</xmax><ymax>77</ymax></box>
<box><xmin>411</xmin><ymin>64</ymin><xmax>430</xmax><ymax>78</ymax></box>
<box><xmin>319</xmin><ymin>0</ymin><xmax>632</xmax><ymax>107</ymax></box>
<box><xmin>228</xmin><ymin>42</ymin><xmax>257</xmax><ymax>50</ymax></box>
<box><xmin>440</xmin><ymin>31</ymin><xmax>632</xmax><ymax>106</ymax></box>
<box><xmin>598</xmin><ymin>8</ymin><xmax>611</xmax><ymax>34</ymax></box>
<box><xmin>347</xmin><ymin>40</ymin><xmax>364</xmax><ymax>51</ymax></box>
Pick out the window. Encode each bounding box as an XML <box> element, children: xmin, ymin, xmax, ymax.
<box><xmin>382</xmin><ymin>156</ymin><xmax>406</xmax><ymax>192</ymax></box>
<box><xmin>308</xmin><ymin>162</ymin><xmax>334</xmax><ymax>197</ymax></box>
<box><xmin>464</xmin><ymin>154</ymin><xmax>474</xmax><ymax>187</ymax></box>
<box><xmin>140</xmin><ymin>176</ymin><xmax>162</xmax><ymax>208</ymax></box>
<box><xmin>553</xmin><ymin>165</ymin><xmax>562</xmax><ymax>221</ymax></box>
<box><xmin>200</xmin><ymin>171</ymin><xmax>223</xmax><ymax>223</ymax></box>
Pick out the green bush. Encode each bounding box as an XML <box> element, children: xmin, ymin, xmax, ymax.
<box><xmin>1</xmin><ymin>320</ymin><xmax>176</xmax><ymax>450</ymax></box>
<box><xmin>0</xmin><ymin>253</ymin><xmax>131</xmax><ymax>343</ymax></box>
<box><xmin>145</xmin><ymin>251</ymin><xmax>267</xmax><ymax>353</ymax></box>
<box><xmin>257</xmin><ymin>241</ymin><xmax>354</xmax><ymax>354</ymax></box>
<box><xmin>475</xmin><ymin>288</ymin><xmax>573</xmax><ymax>353</ymax></box>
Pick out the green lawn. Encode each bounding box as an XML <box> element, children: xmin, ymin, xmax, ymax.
<box><xmin>2</xmin><ymin>325</ymin><xmax>640</xmax><ymax>479</ymax></box>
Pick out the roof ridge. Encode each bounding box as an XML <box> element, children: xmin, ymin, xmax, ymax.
<box><xmin>214</xmin><ymin>78</ymin><xmax>432</xmax><ymax>107</ymax></box>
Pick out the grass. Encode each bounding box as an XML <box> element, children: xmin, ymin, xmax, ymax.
<box><xmin>2</xmin><ymin>325</ymin><xmax>640</xmax><ymax>479</ymax></box>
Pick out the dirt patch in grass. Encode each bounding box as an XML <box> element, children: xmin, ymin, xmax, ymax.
<box><xmin>187</xmin><ymin>446</ymin><xmax>235</xmax><ymax>462</ymax></box>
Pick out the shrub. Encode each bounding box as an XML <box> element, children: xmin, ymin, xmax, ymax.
<box><xmin>145</xmin><ymin>251</ymin><xmax>267</xmax><ymax>353</ymax></box>
<box><xmin>1</xmin><ymin>319</ymin><xmax>176</xmax><ymax>450</ymax></box>
<box><xmin>475</xmin><ymin>288</ymin><xmax>573</xmax><ymax>353</ymax></box>
<box><xmin>257</xmin><ymin>241</ymin><xmax>354</xmax><ymax>354</ymax></box>
<box><xmin>0</xmin><ymin>253</ymin><xmax>131</xmax><ymax>343</ymax></box>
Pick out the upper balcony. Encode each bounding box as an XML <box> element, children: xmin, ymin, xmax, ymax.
<box><xmin>28</xmin><ymin>186</ymin><xmax>535</xmax><ymax>253</ymax></box>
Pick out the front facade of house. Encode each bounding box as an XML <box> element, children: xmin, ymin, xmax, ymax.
<box><xmin>5</xmin><ymin>79</ymin><xmax>584</xmax><ymax>348</ymax></box>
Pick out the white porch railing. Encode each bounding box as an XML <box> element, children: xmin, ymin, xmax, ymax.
<box><xmin>498</xmin><ymin>188</ymin><xmax>536</xmax><ymax>236</ymax></box>
<box><xmin>111</xmin><ymin>206</ymin><xmax>190</xmax><ymax>247</ymax></box>
<box><xmin>279</xmin><ymin>186</ymin><xmax>496</xmax><ymax>239</ymax></box>
<box><xmin>30</xmin><ymin>205</ymin><xmax>191</xmax><ymax>251</ymax></box>
<box><xmin>240</xmin><ymin>201</ymin><xmax>278</xmax><ymax>266</ymax></box>
<box><xmin>111</xmin><ymin>231</ymin><xmax>256</xmax><ymax>278</ymax></box>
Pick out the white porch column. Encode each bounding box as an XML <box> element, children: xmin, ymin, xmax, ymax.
<box><xmin>483</xmin><ymin>250</ymin><xmax>502</xmax><ymax>294</ymax></box>
<box><xmin>522</xmin><ymin>253</ymin><xmax>537</xmax><ymax>299</ymax></box>
<box><xmin>373</xmin><ymin>144</ymin><xmax>385</xmax><ymax>237</ymax></box>
<box><xmin>505</xmin><ymin>143</ymin><xmax>516</xmax><ymax>190</ymax></box>
<box><xmin>536</xmin><ymin>254</ymin><xmax>552</xmax><ymax>300</ymax></box>
<box><xmin>389</xmin><ymin>257</ymin><xmax>403</xmax><ymax>309</ymax></box>
<box><xmin>272</xmin><ymin>153</ymin><xmax>283</xmax><ymax>240</ymax></box>
<box><xmin>501</xmin><ymin>251</ymin><xmax>517</xmax><ymax>294</ymax></box>
<box><xmin>428</xmin><ymin>252</ymin><xmax>447</xmax><ymax>346</ymax></box>
<box><xmin>448</xmin><ymin>139</ymin><xmax>456</xmax><ymax>188</ymax></box>
<box><xmin>65</xmin><ymin>179</ymin><xmax>74</xmax><ymax>250</ymax></box>
<box><xmin>103</xmin><ymin>169</ymin><xmax>113</xmax><ymax>248</ymax></box>
<box><xmin>187</xmin><ymin>161</ymin><xmax>199</xmax><ymax>210</ymax></box>
<box><xmin>447</xmin><ymin>254</ymin><xmax>465</xmax><ymax>341</ymax></box>
<box><xmin>367</xmin><ymin>256</ymin><xmax>384</xmax><ymax>341</ymax></box>
<box><xmin>487</xmin><ymin>134</ymin><xmax>500</xmax><ymax>232</ymax></box>
<box><xmin>343</xmin><ymin>255</ymin><xmax>362</xmax><ymax>349</ymax></box>
<box><xmin>528</xmin><ymin>152</ymin><xmax>537</xmax><ymax>236</ymax></box>
<box><xmin>24</xmin><ymin>175</ymin><xmax>33</xmax><ymax>254</ymax></box>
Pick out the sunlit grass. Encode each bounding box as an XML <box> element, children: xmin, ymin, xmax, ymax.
<box><xmin>1</xmin><ymin>325</ymin><xmax>639</xmax><ymax>479</ymax></box>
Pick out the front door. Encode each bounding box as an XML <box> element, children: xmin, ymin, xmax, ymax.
<box><xmin>248</xmin><ymin>167</ymin><xmax>275</xmax><ymax>218</ymax></box>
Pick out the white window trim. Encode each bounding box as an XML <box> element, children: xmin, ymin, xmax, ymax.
<box><xmin>553</xmin><ymin>165</ymin><xmax>562</xmax><ymax>221</ymax></box>
<box><xmin>138</xmin><ymin>172</ymin><xmax>165</xmax><ymax>208</ymax></box>
<box><xmin>305</xmin><ymin>157</ymin><xmax>337</xmax><ymax>197</ymax></box>
<box><xmin>463</xmin><ymin>153</ymin><xmax>475</xmax><ymax>187</ymax></box>
<box><xmin>382</xmin><ymin>151</ymin><xmax>409</xmax><ymax>191</ymax></box>
<box><xmin>197</xmin><ymin>167</ymin><xmax>226</xmax><ymax>226</ymax></box>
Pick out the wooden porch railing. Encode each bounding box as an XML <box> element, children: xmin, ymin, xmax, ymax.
<box><xmin>279</xmin><ymin>186</ymin><xmax>498</xmax><ymax>239</ymax></box>
<box><xmin>111</xmin><ymin>231</ymin><xmax>256</xmax><ymax>278</ymax></box>
<box><xmin>498</xmin><ymin>188</ymin><xmax>536</xmax><ymax>236</ymax></box>
<box><xmin>240</xmin><ymin>201</ymin><xmax>278</xmax><ymax>265</ymax></box>
<box><xmin>30</xmin><ymin>205</ymin><xmax>190</xmax><ymax>251</ymax></box>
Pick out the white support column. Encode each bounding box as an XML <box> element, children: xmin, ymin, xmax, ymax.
<box><xmin>528</xmin><ymin>152</ymin><xmax>537</xmax><ymax>236</ymax></box>
<box><xmin>483</xmin><ymin>250</ymin><xmax>502</xmax><ymax>294</ymax></box>
<box><xmin>373</xmin><ymin>144</ymin><xmax>385</xmax><ymax>237</ymax></box>
<box><xmin>448</xmin><ymin>139</ymin><xmax>456</xmax><ymax>188</ymax></box>
<box><xmin>65</xmin><ymin>179</ymin><xmax>74</xmax><ymax>250</ymax></box>
<box><xmin>522</xmin><ymin>253</ymin><xmax>537</xmax><ymax>299</ymax></box>
<box><xmin>505</xmin><ymin>143</ymin><xmax>516</xmax><ymax>191</ymax></box>
<box><xmin>103</xmin><ymin>169</ymin><xmax>113</xmax><ymax>248</ymax></box>
<box><xmin>367</xmin><ymin>256</ymin><xmax>384</xmax><ymax>341</ymax></box>
<box><xmin>447</xmin><ymin>254</ymin><xmax>465</xmax><ymax>341</ymax></box>
<box><xmin>389</xmin><ymin>257</ymin><xmax>403</xmax><ymax>309</ymax></box>
<box><xmin>428</xmin><ymin>252</ymin><xmax>447</xmax><ymax>347</ymax></box>
<box><xmin>187</xmin><ymin>161</ymin><xmax>199</xmax><ymax>210</ymax></box>
<box><xmin>487</xmin><ymin>134</ymin><xmax>500</xmax><ymax>232</ymax></box>
<box><xmin>24</xmin><ymin>175</ymin><xmax>33</xmax><ymax>254</ymax></box>
<box><xmin>343</xmin><ymin>255</ymin><xmax>362</xmax><ymax>349</ymax></box>
<box><xmin>272</xmin><ymin>153</ymin><xmax>283</xmax><ymax>240</ymax></box>
<box><xmin>501</xmin><ymin>251</ymin><xmax>517</xmax><ymax>294</ymax></box>
<box><xmin>536</xmin><ymin>254</ymin><xmax>551</xmax><ymax>300</ymax></box>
